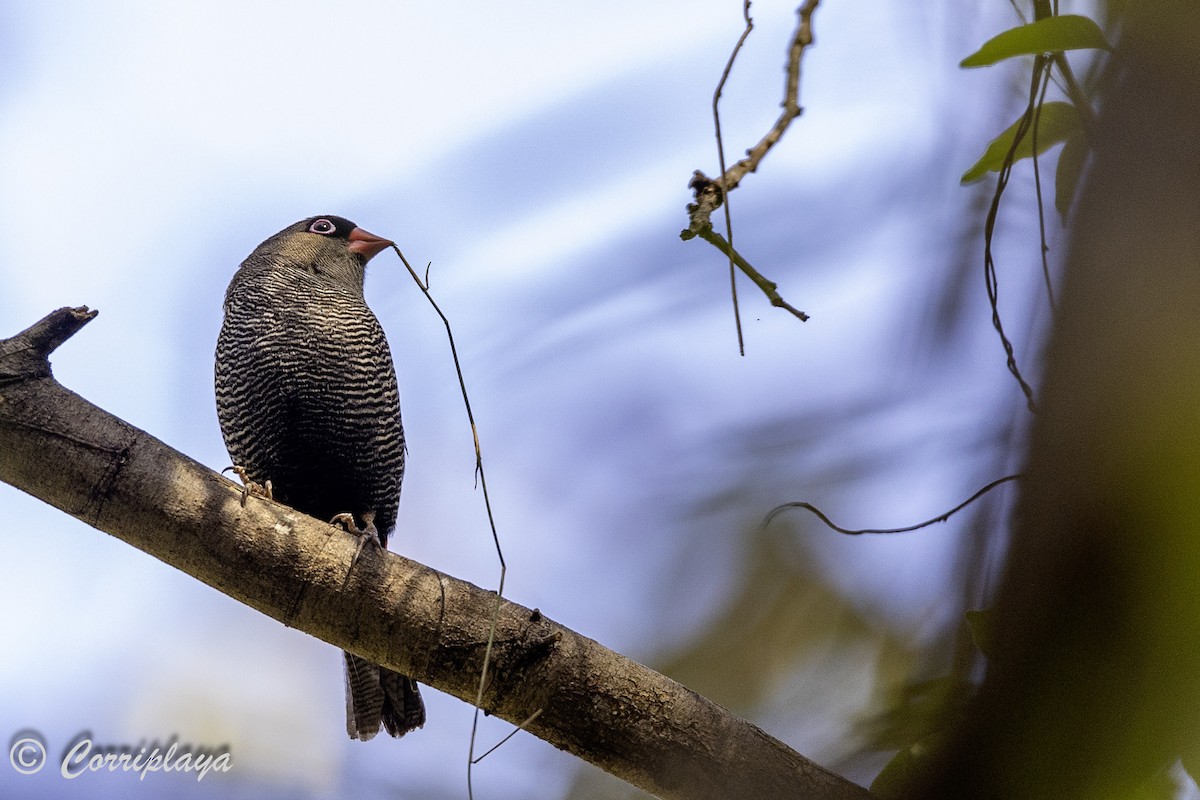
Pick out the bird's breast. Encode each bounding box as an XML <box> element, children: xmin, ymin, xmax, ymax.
<box><xmin>215</xmin><ymin>267</ymin><xmax>404</xmax><ymax>535</ymax></box>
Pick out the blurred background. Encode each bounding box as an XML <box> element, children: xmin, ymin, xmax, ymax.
<box><xmin>0</xmin><ymin>1</ymin><xmax>1097</xmax><ymax>797</ymax></box>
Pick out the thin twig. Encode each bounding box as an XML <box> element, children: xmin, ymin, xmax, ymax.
<box><xmin>1032</xmin><ymin>0</ymin><xmax>1093</xmax><ymax>145</ymax></box>
<box><xmin>1052</xmin><ymin>52</ymin><xmax>1098</xmax><ymax>146</ymax></box>
<box><xmin>1031</xmin><ymin>0</ymin><xmax>1096</xmax><ymax>144</ymax></box>
<box><xmin>389</xmin><ymin>245</ymin><xmax>508</xmax><ymax>800</ymax></box>
<box><xmin>982</xmin><ymin>56</ymin><xmax>1046</xmax><ymax>413</ymax></box>
<box><xmin>763</xmin><ymin>475</ymin><xmax>1021</xmax><ymax>535</ymax></box>
<box><xmin>1030</xmin><ymin>64</ymin><xmax>1056</xmax><ymax>310</ymax></box>
<box><xmin>681</xmin><ymin>1</ymin><xmax>819</xmax><ymax>334</ymax></box>
<box><xmin>470</xmin><ymin>708</ymin><xmax>545</xmax><ymax>764</ymax></box>
<box><xmin>721</xmin><ymin>0</ymin><xmax>819</xmax><ymax>195</ymax></box>
<box><xmin>712</xmin><ymin>1</ymin><xmax>754</xmax><ymax>355</ymax></box>
<box><xmin>682</xmin><ymin>0</ymin><xmax>820</xmax><ymax>237</ymax></box>
<box><xmin>698</xmin><ymin>227</ymin><xmax>809</xmax><ymax>321</ymax></box>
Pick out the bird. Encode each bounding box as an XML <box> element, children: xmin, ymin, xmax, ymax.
<box><xmin>214</xmin><ymin>214</ymin><xmax>425</xmax><ymax>740</ymax></box>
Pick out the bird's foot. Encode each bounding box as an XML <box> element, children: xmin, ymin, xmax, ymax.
<box><xmin>331</xmin><ymin>510</ymin><xmax>381</xmax><ymax>543</ymax></box>
<box><xmin>333</xmin><ymin>511</ymin><xmax>382</xmax><ymax>578</ymax></box>
<box><xmin>223</xmin><ymin>465</ymin><xmax>273</xmax><ymax>507</ymax></box>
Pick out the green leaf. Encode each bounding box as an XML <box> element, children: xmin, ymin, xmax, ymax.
<box><xmin>1054</xmin><ymin>131</ymin><xmax>1090</xmax><ymax>223</ymax></box>
<box><xmin>961</xmin><ymin>101</ymin><xmax>1081</xmax><ymax>184</ymax></box>
<box><xmin>961</xmin><ymin>15</ymin><xmax>1113</xmax><ymax>68</ymax></box>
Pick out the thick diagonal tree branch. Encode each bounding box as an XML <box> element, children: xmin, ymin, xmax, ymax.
<box><xmin>0</xmin><ymin>307</ymin><xmax>872</xmax><ymax>800</ymax></box>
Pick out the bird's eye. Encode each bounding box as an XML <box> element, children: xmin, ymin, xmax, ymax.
<box><xmin>308</xmin><ymin>219</ymin><xmax>336</xmax><ymax>235</ymax></box>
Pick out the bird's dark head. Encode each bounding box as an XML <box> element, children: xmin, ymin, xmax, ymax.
<box><xmin>247</xmin><ymin>215</ymin><xmax>393</xmax><ymax>292</ymax></box>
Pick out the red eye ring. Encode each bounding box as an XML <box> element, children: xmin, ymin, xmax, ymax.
<box><xmin>308</xmin><ymin>219</ymin><xmax>336</xmax><ymax>235</ymax></box>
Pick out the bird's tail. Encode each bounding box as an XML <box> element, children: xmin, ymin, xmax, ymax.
<box><xmin>344</xmin><ymin>651</ymin><xmax>426</xmax><ymax>740</ymax></box>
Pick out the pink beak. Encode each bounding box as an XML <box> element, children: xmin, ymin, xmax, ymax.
<box><xmin>347</xmin><ymin>226</ymin><xmax>393</xmax><ymax>261</ymax></box>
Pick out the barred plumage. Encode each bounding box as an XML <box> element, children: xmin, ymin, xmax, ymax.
<box><xmin>215</xmin><ymin>215</ymin><xmax>424</xmax><ymax>740</ymax></box>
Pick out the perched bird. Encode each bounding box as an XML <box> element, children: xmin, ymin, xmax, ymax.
<box><xmin>215</xmin><ymin>214</ymin><xmax>424</xmax><ymax>740</ymax></box>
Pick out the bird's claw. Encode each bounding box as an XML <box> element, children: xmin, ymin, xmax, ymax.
<box><xmin>333</xmin><ymin>511</ymin><xmax>382</xmax><ymax>580</ymax></box>
<box><xmin>223</xmin><ymin>465</ymin><xmax>273</xmax><ymax>507</ymax></box>
<box><xmin>332</xmin><ymin>510</ymin><xmax>382</xmax><ymax>546</ymax></box>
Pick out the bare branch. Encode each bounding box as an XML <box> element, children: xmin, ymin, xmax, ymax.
<box><xmin>387</xmin><ymin>245</ymin><xmax>508</xmax><ymax>797</ymax></box>
<box><xmin>724</xmin><ymin>0</ymin><xmax>819</xmax><ymax>194</ymax></box>
<box><xmin>683</xmin><ymin>0</ymin><xmax>820</xmax><ymax>238</ymax></box>
<box><xmin>983</xmin><ymin>57</ymin><xmax>1047</xmax><ymax>414</ymax></box>
<box><xmin>712</xmin><ymin>0</ymin><xmax>754</xmax><ymax>355</ymax></box>
<box><xmin>697</xmin><ymin>227</ymin><xmax>810</xmax><ymax>321</ymax></box>
<box><xmin>764</xmin><ymin>475</ymin><xmax>1021</xmax><ymax>536</ymax></box>
<box><xmin>683</xmin><ymin>1</ymin><xmax>820</xmax><ymax>334</ymax></box>
<box><xmin>0</xmin><ymin>306</ymin><xmax>97</xmax><ymax>383</ymax></box>
<box><xmin>0</xmin><ymin>309</ymin><xmax>872</xmax><ymax>800</ymax></box>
